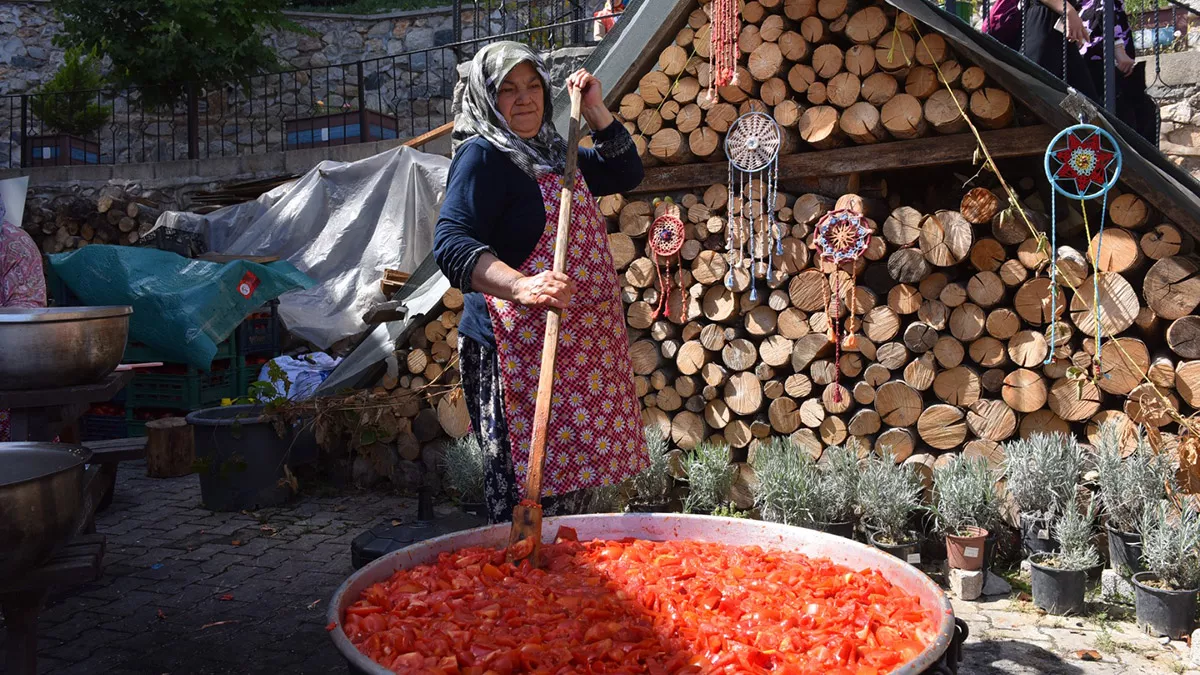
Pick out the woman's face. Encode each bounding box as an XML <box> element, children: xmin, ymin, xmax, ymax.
<box><xmin>496</xmin><ymin>61</ymin><xmax>545</xmax><ymax>140</ymax></box>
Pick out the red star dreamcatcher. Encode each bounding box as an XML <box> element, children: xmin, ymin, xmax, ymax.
<box><xmin>813</xmin><ymin>208</ymin><xmax>872</xmax><ymax>402</ymax></box>
<box><xmin>648</xmin><ymin>199</ymin><xmax>685</xmax><ymax>320</ymax></box>
<box><xmin>1051</xmin><ymin>131</ymin><xmax>1117</xmax><ymax>195</ymax></box>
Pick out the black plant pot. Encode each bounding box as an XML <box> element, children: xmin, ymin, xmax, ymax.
<box><xmin>1020</xmin><ymin>513</ymin><xmax>1058</xmax><ymax>556</ymax></box>
<box><xmin>186</xmin><ymin>405</ymin><xmax>310</xmax><ymax>512</ymax></box>
<box><xmin>812</xmin><ymin>520</ymin><xmax>855</xmax><ymax>539</ymax></box>
<box><xmin>867</xmin><ymin>530</ymin><xmax>922</xmax><ymax>566</ymax></box>
<box><xmin>1131</xmin><ymin>572</ymin><xmax>1199</xmax><ymax>639</ymax></box>
<box><xmin>627</xmin><ymin>500</ymin><xmax>671</xmax><ymax>513</ymax></box>
<box><xmin>1029</xmin><ymin>555</ymin><xmax>1087</xmax><ymax>616</ymax></box>
<box><xmin>981</xmin><ymin>530</ymin><xmax>999</xmax><ymax>571</ymax></box>
<box><xmin>1105</xmin><ymin>524</ymin><xmax>1144</xmax><ymax>576</ymax></box>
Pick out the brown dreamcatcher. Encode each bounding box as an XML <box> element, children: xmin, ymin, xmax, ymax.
<box><xmin>812</xmin><ymin>206</ymin><xmax>873</xmax><ymax>403</ymax></box>
<box><xmin>649</xmin><ymin>198</ymin><xmax>686</xmax><ymax>320</ymax></box>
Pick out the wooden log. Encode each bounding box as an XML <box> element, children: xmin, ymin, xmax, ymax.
<box><xmin>813</xmin><ymin>44</ymin><xmax>845</xmax><ymax>78</ymax></box>
<box><xmin>145</xmin><ymin>417</ymin><xmax>194</xmax><ymax>478</ymax></box>
<box><xmin>688</xmin><ymin>127</ymin><xmax>722</xmax><ymax>161</ymax></box>
<box><xmin>889</xmin><ymin>284</ymin><xmax>923</xmax><ymax>315</ymax></box>
<box><xmin>1177</xmin><ymin>360</ymin><xmax>1200</xmax><ymax>409</ymax></box>
<box><xmin>705</xmin><ymin>399</ymin><xmax>733</xmax><ymax>430</ymax></box>
<box><xmin>1047</xmin><ymin>377</ymin><xmax>1103</xmax><ymax>422</ymax></box>
<box><xmin>785</xmin><ymin>373</ymin><xmax>814</xmax><ymax>399</ymax></box>
<box><xmin>969</xmin><ymin>239</ymin><xmax>1006</xmax><ymax>275</ymax></box>
<box><xmin>778</xmin><ymin>307</ymin><xmax>811</xmax><ymax>339</ymax></box>
<box><xmin>828</xmin><ymin>72</ymin><xmax>862</xmax><ymax>109</ymax></box>
<box><xmin>924</xmin><ymin>89</ymin><xmax>968</xmax><ymax>134</ymax></box>
<box><xmin>1092</xmin><ymin>227</ymin><xmax>1143</xmax><ymax>274</ymax></box>
<box><xmin>725</xmin><ymin>372</ymin><xmax>764</xmax><ymax>415</ymax></box>
<box><xmin>1092</xmin><ymin>337</ymin><xmax>1149</xmax><ymax>396</ymax></box>
<box><xmin>904</xmin><ymin>66</ymin><xmax>939</xmax><ymax>100</ymax></box>
<box><xmin>1168</xmin><ymin>316</ymin><xmax>1200</xmax><ymax>359</ymax></box>
<box><xmin>848</xmin><ymin>408</ymin><xmax>882</xmax><ymax>436</ymax></box>
<box><xmin>800</xmin><ymin>398</ymin><xmax>827</xmax><ymax>429</ymax></box>
<box><xmin>1144</xmin><ymin>256</ymin><xmax>1200</xmax><ymax>320</ymax></box>
<box><xmin>760</xmin><ymin>335</ymin><xmax>795</xmax><ymax>368</ymax></box>
<box><xmin>877</xmin><ymin>427</ymin><xmax>915</xmax><ymax>463</ymax></box>
<box><xmin>819</xmin><ymin>415</ymin><xmax>849</xmax><ymax>446</ymax></box>
<box><xmin>969</xmin><ymin>88</ymin><xmax>1014</xmax><ymax>129</ymax></box>
<box><xmin>915</xmin><ymin>33</ymin><xmax>948</xmax><ymax>65</ymax></box>
<box><xmin>845</xmin><ymin>6</ymin><xmax>888</xmax><ymax>43</ymax></box>
<box><xmin>1141</xmin><ymin>223</ymin><xmax>1188</xmax><ymax>260</ymax></box>
<box><xmin>672</xmin><ymin>411</ymin><xmax>707</xmax><ymax>451</ymax></box>
<box><xmin>1110</xmin><ymin>193</ymin><xmax>1152</xmax><ymax>229</ymax></box>
<box><xmin>1070</xmin><ymin>273</ymin><xmax>1139</xmax><ymax>336</ymax></box>
<box><xmin>875</xmin><ymin>342</ymin><xmax>909</xmax><ymax>370</ymax></box>
<box><xmin>1014</xmin><ymin>278</ymin><xmax>1066</xmax><ymax>325</ymax></box>
<box><xmin>879</xmin><ymin>94</ymin><xmax>928</xmax><ymax>140</ymax></box>
<box><xmin>1008</xmin><ymin>329</ymin><xmax>1049</xmax><ymax>368</ymax></box>
<box><xmin>788</xmin><ymin>269</ymin><xmax>831</xmax><ymax>312</ymax></box>
<box><xmin>882</xmin><ymin>206</ymin><xmax>923</xmax><ymax>247</ymax></box>
<box><xmin>844</xmin><ymin>44</ymin><xmax>877</xmax><ymax>78</ymax></box>
<box><xmin>839</xmin><ymin>102</ymin><xmax>887</xmax><ymax>144</ymax></box>
<box><xmin>722</xmin><ymin>338</ymin><xmax>758</xmax><ymax>371</ymax></box>
<box><xmin>786</xmin><ymin>0</ymin><xmax>818</xmax><ymax>19</ymax></box>
<box><xmin>940</xmin><ymin>282</ymin><xmax>968</xmax><ymax>308</ymax></box>
<box><xmin>904</xmin><ymin>352</ymin><xmax>937</xmax><ymax>390</ymax></box>
<box><xmin>650</xmin><ymin>128</ymin><xmax>696</xmax><ymax>164</ymax></box>
<box><xmin>1018</xmin><ymin>409</ymin><xmax>1070</xmax><ymax>438</ymax></box>
<box><xmin>966</xmin><ymin>399</ymin><xmax>1017</xmax><ymax>442</ymax></box>
<box><xmin>1002</xmin><ymin>368</ymin><xmax>1048</xmax><ymax>413</ymax></box>
<box><xmin>919</xmin><ymin>210</ymin><xmax>973</xmax><ymax>267</ymax></box>
<box><xmin>860</xmin><ymin>74</ymin><xmax>898</xmax><ymax>108</ymax></box>
<box><xmin>967</xmin><ymin>271</ymin><xmax>1004</xmax><ymax>308</ymax></box>
<box><xmin>639</xmin><ymin>71</ymin><xmax>672</xmax><ymax>105</ymax></box>
<box><xmin>917</xmin><ymin>404</ymin><xmax>967</xmax><ymax>450</ymax></box>
<box><xmin>702</xmin><ymin>286</ymin><xmax>737</xmax><ymax>322</ymax></box>
<box><xmin>619</xmin><ymin>200</ymin><xmax>653</xmax><ymax>237</ymax></box>
<box><xmin>888</xmin><ymin>248</ymin><xmax>930</xmax><ymax>283</ymax></box>
<box><xmin>862</xmin><ymin>305</ymin><xmax>900</xmax><ymax>343</ymax></box>
<box><xmin>800</xmin><ymin>106</ymin><xmax>846</xmax><ymax>149</ymax></box>
<box><xmin>903</xmin><ymin>322</ymin><xmax>939</xmax><ymax>354</ymax></box>
<box><xmin>962</xmin><ymin>189</ymin><xmax>1003</xmax><ymax>227</ymax></box>
<box><xmin>970</xmin><ymin>336</ymin><xmax>1007</xmax><ymax>368</ymax></box>
<box><xmin>1147</xmin><ymin>354</ymin><xmax>1176</xmax><ymax>389</ymax></box>
<box><xmin>933</xmin><ymin>366</ymin><xmax>981</xmax><ymax>406</ymax></box>
<box><xmin>949</xmin><ymin>303</ymin><xmax>986</xmax><ymax>342</ymax></box>
<box><xmin>749</xmin><ymin>42</ymin><xmax>786</xmax><ymax>82</ymax></box>
<box><xmin>875</xmin><ymin>381</ymin><xmax>921</xmax><ymax>426</ymax></box>
<box><xmin>768</xmin><ymin>397</ymin><xmax>803</xmax><ymax>434</ymax></box>
<box><xmin>1125</xmin><ymin>382</ymin><xmax>1179</xmax><ymax>428</ymax></box>
<box><xmin>961</xmin><ymin>66</ymin><xmax>987</xmax><ymax>92</ymax></box>
<box><xmin>1085</xmin><ymin>410</ymin><xmax>1139</xmax><ymax>456</ymax></box>
<box><xmin>875</xmin><ymin>32</ymin><xmax>914</xmax><ymax>72</ymax></box>
<box><xmin>761</xmin><ymin>77</ymin><xmax>789</xmax><ymax>107</ymax></box>
<box><xmin>933</xmin><ymin>335</ymin><xmax>965</xmax><ymax>369</ymax></box>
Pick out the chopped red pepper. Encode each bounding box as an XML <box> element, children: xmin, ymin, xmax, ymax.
<box><xmin>342</xmin><ymin>539</ymin><xmax>936</xmax><ymax>673</ymax></box>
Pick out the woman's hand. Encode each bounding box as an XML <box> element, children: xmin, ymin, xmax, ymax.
<box><xmin>567</xmin><ymin>68</ymin><xmax>615</xmax><ymax>133</ymax></box>
<box><xmin>512</xmin><ymin>271</ymin><xmax>576</xmax><ymax>310</ymax></box>
<box><xmin>1065</xmin><ymin>5</ymin><xmax>1088</xmax><ymax>45</ymax></box>
<box><xmin>1116</xmin><ymin>46</ymin><xmax>1135</xmax><ymax>75</ymax></box>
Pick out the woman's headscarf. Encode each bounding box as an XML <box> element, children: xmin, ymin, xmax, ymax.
<box><xmin>453</xmin><ymin>41</ymin><xmax>567</xmax><ymax>180</ymax></box>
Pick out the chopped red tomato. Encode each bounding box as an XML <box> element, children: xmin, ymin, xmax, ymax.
<box><xmin>343</xmin><ymin>539</ymin><xmax>937</xmax><ymax>674</ymax></box>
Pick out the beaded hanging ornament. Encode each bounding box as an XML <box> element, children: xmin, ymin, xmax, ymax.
<box><xmin>648</xmin><ymin>198</ymin><xmax>686</xmax><ymax>320</ymax></box>
<box><xmin>708</xmin><ymin>0</ymin><xmax>740</xmax><ymax>99</ymax></box>
<box><xmin>813</xmin><ymin>208</ymin><xmax>872</xmax><ymax>402</ymax></box>
<box><xmin>723</xmin><ymin>111</ymin><xmax>783</xmax><ymax>302</ymax></box>
<box><xmin>1042</xmin><ymin>124</ymin><xmax>1122</xmax><ymax>376</ymax></box>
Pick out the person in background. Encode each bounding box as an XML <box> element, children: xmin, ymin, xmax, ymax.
<box><xmin>1078</xmin><ymin>0</ymin><xmax>1159</xmax><ymax>143</ymax></box>
<box><xmin>982</xmin><ymin>0</ymin><xmax>1025</xmax><ymax>49</ymax></box>
<box><xmin>1</xmin><ymin>196</ymin><xmax>48</xmax><ymax>441</ymax></box>
<box><xmin>434</xmin><ymin>42</ymin><xmax>647</xmax><ymax>524</ymax></box>
<box><xmin>1021</xmin><ymin>0</ymin><xmax>1102</xmax><ymax>100</ymax></box>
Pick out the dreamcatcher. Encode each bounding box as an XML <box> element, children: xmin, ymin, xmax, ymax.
<box><xmin>708</xmin><ymin>0</ymin><xmax>740</xmax><ymax>97</ymax></box>
<box><xmin>648</xmin><ymin>198</ymin><xmax>686</xmax><ymax>320</ymax></box>
<box><xmin>813</xmin><ymin>209</ymin><xmax>872</xmax><ymax>403</ymax></box>
<box><xmin>1043</xmin><ymin>124</ymin><xmax>1122</xmax><ymax>374</ymax></box>
<box><xmin>723</xmin><ymin>111</ymin><xmax>783</xmax><ymax>302</ymax></box>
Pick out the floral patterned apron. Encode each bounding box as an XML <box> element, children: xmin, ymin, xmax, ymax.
<box><xmin>484</xmin><ymin>172</ymin><xmax>647</xmax><ymax>498</ymax></box>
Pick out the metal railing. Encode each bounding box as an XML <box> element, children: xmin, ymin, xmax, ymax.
<box><xmin>1</xmin><ymin>3</ymin><xmax>604</xmax><ymax>170</ymax></box>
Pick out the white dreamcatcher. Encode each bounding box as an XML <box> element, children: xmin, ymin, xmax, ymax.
<box><xmin>723</xmin><ymin>111</ymin><xmax>783</xmax><ymax>301</ymax></box>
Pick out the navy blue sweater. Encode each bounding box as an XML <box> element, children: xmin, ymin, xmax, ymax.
<box><xmin>434</xmin><ymin>122</ymin><xmax>643</xmax><ymax>348</ymax></box>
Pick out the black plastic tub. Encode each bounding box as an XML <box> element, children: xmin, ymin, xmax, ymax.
<box><xmin>1105</xmin><ymin>525</ymin><xmax>1143</xmax><ymax>576</ymax></box>
<box><xmin>811</xmin><ymin>520</ymin><xmax>856</xmax><ymax>539</ymax></box>
<box><xmin>868</xmin><ymin>530</ymin><xmax>923</xmax><ymax>566</ymax></box>
<box><xmin>1020</xmin><ymin>513</ymin><xmax>1058</xmax><ymax>556</ymax></box>
<box><xmin>1030</xmin><ymin>555</ymin><xmax>1087</xmax><ymax>616</ymax></box>
<box><xmin>1132</xmin><ymin>572</ymin><xmax>1198</xmax><ymax>639</ymax></box>
<box><xmin>186</xmin><ymin>405</ymin><xmax>317</xmax><ymax>512</ymax></box>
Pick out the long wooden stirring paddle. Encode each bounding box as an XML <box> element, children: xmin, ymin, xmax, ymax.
<box><xmin>507</xmin><ymin>87</ymin><xmax>585</xmax><ymax>567</ymax></box>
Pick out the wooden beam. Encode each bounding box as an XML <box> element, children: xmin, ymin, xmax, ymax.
<box><xmin>631</xmin><ymin>125</ymin><xmax>1056</xmax><ymax>194</ymax></box>
<box><xmin>403</xmin><ymin>122</ymin><xmax>454</xmax><ymax>149</ymax></box>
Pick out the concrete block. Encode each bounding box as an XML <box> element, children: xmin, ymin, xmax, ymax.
<box><xmin>1100</xmin><ymin>568</ymin><xmax>1136</xmax><ymax>605</ymax></box>
<box><xmin>1020</xmin><ymin>558</ymin><xmax>1031</xmax><ymax>576</ymax></box>
<box><xmin>949</xmin><ymin>568</ymin><xmax>985</xmax><ymax>601</ymax></box>
<box><xmin>1190</xmin><ymin>628</ymin><xmax>1200</xmax><ymax>666</ymax></box>
<box><xmin>983</xmin><ymin>571</ymin><xmax>1012</xmax><ymax>597</ymax></box>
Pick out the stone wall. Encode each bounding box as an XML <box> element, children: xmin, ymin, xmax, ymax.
<box><xmin>1150</xmin><ymin>52</ymin><xmax>1200</xmax><ymax>180</ymax></box>
<box><xmin>0</xmin><ymin>0</ymin><xmax>598</xmax><ymax>167</ymax></box>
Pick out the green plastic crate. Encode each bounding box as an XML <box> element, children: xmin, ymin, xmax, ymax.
<box><xmin>126</xmin><ymin>365</ymin><xmax>237</xmax><ymax>411</ymax></box>
<box><xmin>123</xmin><ymin>339</ymin><xmax>235</xmax><ymax>368</ymax></box>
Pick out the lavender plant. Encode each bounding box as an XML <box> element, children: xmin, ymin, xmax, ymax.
<box><xmin>683</xmin><ymin>441</ymin><xmax>735</xmax><ymax>515</ymax></box>
<box><xmin>630</xmin><ymin>424</ymin><xmax>673</xmax><ymax>506</ymax></box>
<box><xmin>1140</xmin><ymin>503</ymin><xmax>1200</xmax><ymax>590</ymax></box>
<box><xmin>931</xmin><ymin>455</ymin><xmax>1002</xmax><ymax>535</ymax></box>
<box><xmin>815</xmin><ymin>442</ymin><xmax>860</xmax><ymax>524</ymax></box>
<box><xmin>1002</xmin><ymin>431</ymin><xmax>1084</xmax><ymax>520</ymax></box>
<box><xmin>1094</xmin><ymin>421</ymin><xmax>1173</xmax><ymax>534</ymax></box>
<box><xmin>1046</xmin><ymin>500</ymin><xmax>1100</xmax><ymax>570</ymax></box>
<box><xmin>857</xmin><ymin>452</ymin><xmax>922</xmax><ymax>544</ymax></box>
<box><xmin>441</xmin><ymin>435</ymin><xmax>486</xmax><ymax>504</ymax></box>
<box><xmin>752</xmin><ymin>437</ymin><xmax>821</xmax><ymax>526</ymax></box>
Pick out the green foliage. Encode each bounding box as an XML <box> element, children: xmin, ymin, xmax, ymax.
<box><xmin>1049</xmin><ymin>499</ymin><xmax>1100</xmax><ymax>571</ymax></box>
<box><xmin>1094</xmin><ymin>422</ymin><xmax>1173</xmax><ymax>534</ymax></box>
<box><xmin>752</xmin><ymin>437</ymin><xmax>821</xmax><ymax>526</ymax></box>
<box><xmin>30</xmin><ymin>46</ymin><xmax>111</xmax><ymax>137</ymax></box>
<box><xmin>1140</xmin><ymin>503</ymin><xmax>1200</xmax><ymax>591</ymax></box>
<box><xmin>52</xmin><ymin>0</ymin><xmax>293</xmax><ymax>108</ymax></box>
<box><xmin>711</xmin><ymin>504</ymin><xmax>751</xmax><ymax>519</ymax></box>
<box><xmin>1002</xmin><ymin>431</ymin><xmax>1084</xmax><ymax>519</ymax></box>
<box><xmin>630</xmin><ymin>425</ymin><xmax>672</xmax><ymax>505</ymax></box>
<box><xmin>857</xmin><ymin>452</ymin><xmax>921</xmax><ymax>542</ymax></box>
<box><xmin>931</xmin><ymin>455</ymin><xmax>1002</xmax><ymax>535</ymax></box>
<box><xmin>818</xmin><ymin>442</ymin><xmax>860</xmax><ymax>524</ymax></box>
<box><xmin>682</xmin><ymin>441</ymin><xmax>734</xmax><ymax>515</ymax></box>
<box><xmin>440</xmin><ymin>435</ymin><xmax>486</xmax><ymax>504</ymax></box>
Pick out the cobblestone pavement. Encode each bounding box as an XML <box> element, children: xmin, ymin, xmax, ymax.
<box><xmin>3</xmin><ymin>461</ymin><xmax>1197</xmax><ymax>674</ymax></box>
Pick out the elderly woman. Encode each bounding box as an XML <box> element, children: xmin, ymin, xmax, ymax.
<box><xmin>1</xmin><ymin>196</ymin><xmax>47</xmax><ymax>442</ymax></box>
<box><xmin>434</xmin><ymin>42</ymin><xmax>647</xmax><ymax>524</ymax></box>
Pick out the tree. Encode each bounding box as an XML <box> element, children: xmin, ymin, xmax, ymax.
<box><xmin>31</xmin><ymin>46</ymin><xmax>112</xmax><ymax>137</ymax></box>
<box><xmin>52</xmin><ymin>0</ymin><xmax>293</xmax><ymax>109</ymax></box>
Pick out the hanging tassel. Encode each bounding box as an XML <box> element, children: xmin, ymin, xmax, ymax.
<box><xmin>710</xmin><ymin>0</ymin><xmax>740</xmax><ymax>94</ymax></box>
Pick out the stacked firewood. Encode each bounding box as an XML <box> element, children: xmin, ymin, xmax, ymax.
<box><xmin>620</xmin><ymin>0</ymin><xmax>1020</xmax><ymax>166</ymax></box>
<box><xmin>24</xmin><ymin>188</ymin><xmax>162</xmax><ymax>254</ymax></box>
<box><xmin>387</xmin><ymin>287</ymin><xmax>472</xmax><ymax>443</ymax></box>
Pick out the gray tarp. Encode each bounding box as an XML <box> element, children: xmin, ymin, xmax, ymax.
<box><xmin>147</xmin><ymin>145</ymin><xmax>451</xmax><ymax>348</ymax></box>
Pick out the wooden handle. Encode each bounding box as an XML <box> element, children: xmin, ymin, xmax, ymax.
<box><xmin>522</xmin><ymin>88</ymin><xmax>584</xmax><ymax>504</ymax></box>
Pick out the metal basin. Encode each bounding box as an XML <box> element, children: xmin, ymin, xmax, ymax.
<box><xmin>0</xmin><ymin>442</ymin><xmax>92</xmax><ymax>579</ymax></box>
<box><xmin>329</xmin><ymin>514</ymin><xmax>958</xmax><ymax>674</ymax></box>
<box><xmin>0</xmin><ymin>306</ymin><xmax>131</xmax><ymax>390</ymax></box>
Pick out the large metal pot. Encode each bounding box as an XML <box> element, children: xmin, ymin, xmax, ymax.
<box><xmin>330</xmin><ymin>514</ymin><xmax>959</xmax><ymax>674</ymax></box>
<box><xmin>0</xmin><ymin>306</ymin><xmax>131</xmax><ymax>390</ymax></box>
<box><xmin>0</xmin><ymin>442</ymin><xmax>92</xmax><ymax>579</ymax></box>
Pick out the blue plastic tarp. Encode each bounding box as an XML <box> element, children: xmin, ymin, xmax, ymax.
<box><xmin>47</xmin><ymin>245</ymin><xmax>315</xmax><ymax>370</ymax></box>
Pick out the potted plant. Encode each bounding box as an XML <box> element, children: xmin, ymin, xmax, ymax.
<box><xmin>752</xmin><ymin>436</ymin><xmax>821</xmax><ymax>527</ymax></box>
<box><xmin>858</xmin><ymin>452</ymin><xmax>923</xmax><ymax>564</ymax></box>
<box><xmin>284</xmin><ymin>98</ymin><xmax>402</xmax><ymax>150</ymax></box>
<box><xmin>1094</xmin><ymin>421</ymin><xmax>1173</xmax><ymax>576</ymax></box>
<box><xmin>627</xmin><ymin>425</ymin><xmax>673</xmax><ymax>512</ymax></box>
<box><xmin>441</xmin><ymin>435</ymin><xmax>487</xmax><ymax>517</ymax></box>
<box><xmin>682</xmin><ymin>441</ymin><xmax>735</xmax><ymax>515</ymax></box>
<box><xmin>1029</xmin><ymin>499</ymin><xmax>1099</xmax><ymax>616</ymax></box>
<box><xmin>932</xmin><ymin>455</ymin><xmax>1001</xmax><ymax>571</ymax></box>
<box><xmin>814</xmin><ymin>442</ymin><xmax>859</xmax><ymax>538</ymax></box>
<box><xmin>1133</xmin><ymin>503</ymin><xmax>1200</xmax><ymax>638</ymax></box>
<box><xmin>26</xmin><ymin>46</ymin><xmax>111</xmax><ymax>166</ymax></box>
<box><xmin>1002</xmin><ymin>431</ymin><xmax>1084</xmax><ymax>555</ymax></box>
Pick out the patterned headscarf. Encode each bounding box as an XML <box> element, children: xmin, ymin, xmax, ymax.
<box><xmin>452</xmin><ymin>41</ymin><xmax>567</xmax><ymax>180</ymax></box>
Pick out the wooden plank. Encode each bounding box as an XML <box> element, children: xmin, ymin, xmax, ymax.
<box><xmin>403</xmin><ymin>121</ymin><xmax>454</xmax><ymax>149</ymax></box>
<box><xmin>196</xmin><ymin>253</ymin><xmax>280</xmax><ymax>264</ymax></box>
<box><xmin>631</xmin><ymin>125</ymin><xmax>1055</xmax><ymax>194</ymax></box>
<box><xmin>362</xmin><ymin>300</ymin><xmax>408</xmax><ymax>325</ymax></box>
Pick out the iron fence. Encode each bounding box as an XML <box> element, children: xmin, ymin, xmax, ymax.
<box><xmin>0</xmin><ymin>12</ymin><xmax>606</xmax><ymax>169</ymax></box>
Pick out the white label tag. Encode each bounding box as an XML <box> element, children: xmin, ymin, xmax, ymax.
<box><xmin>320</xmin><ymin>128</ymin><xmax>329</xmax><ymax>141</ymax></box>
<box><xmin>1037</xmin><ymin>529</ymin><xmax>1050</xmax><ymax>540</ymax></box>
<box><xmin>42</xmin><ymin>147</ymin><xmax>52</xmax><ymax>159</ymax></box>
<box><xmin>906</xmin><ymin>553</ymin><xmax>922</xmax><ymax>564</ymax></box>
<box><xmin>964</xmin><ymin>546</ymin><xmax>980</xmax><ymax>558</ymax></box>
